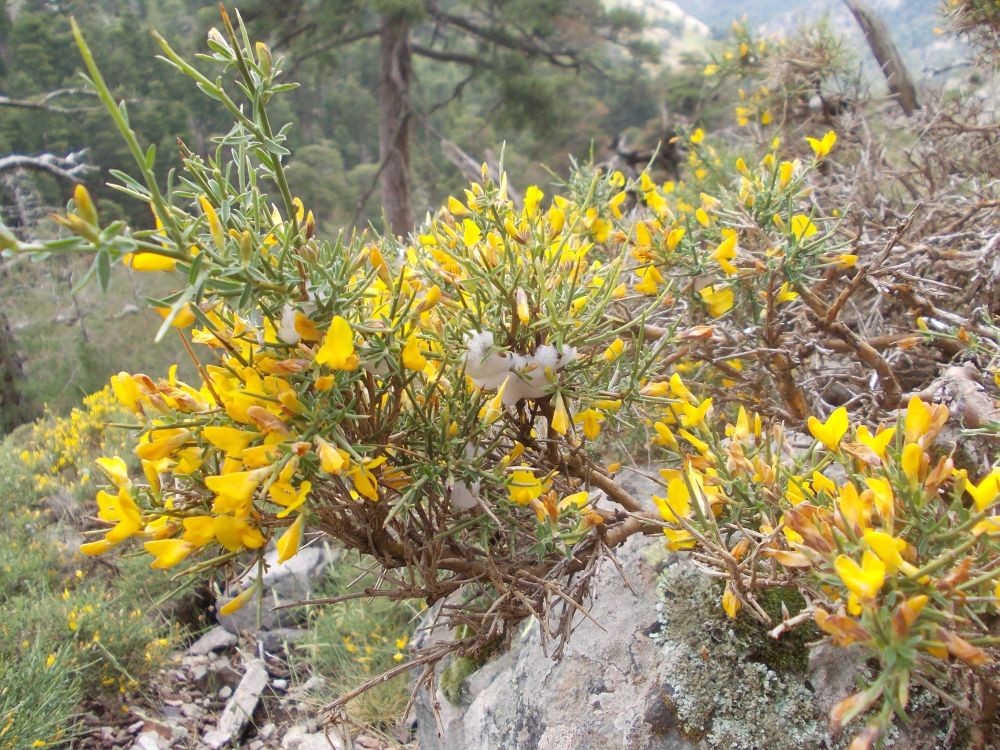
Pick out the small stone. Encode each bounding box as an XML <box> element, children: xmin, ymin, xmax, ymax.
<box><xmin>218</xmin><ymin>685</ymin><xmax>233</xmax><ymax>699</ymax></box>
<box><xmin>202</xmin><ymin>658</ymin><xmax>269</xmax><ymax>749</ymax></box>
<box><xmin>248</xmin><ymin>742</ymin><xmax>264</xmax><ymax>750</ymax></box>
<box><xmin>272</xmin><ymin>678</ymin><xmax>288</xmax><ymax>691</ymax></box>
<box><xmin>282</xmin><ymin>725</ymin><xmax>347</xmax><ymax>750</ymax></box>
<box><xmin>187</xmin><ymin>625</ymin><xmax>238</xmax><ymax>655</ymax></box>
<box><xmin>130</xmin><ymin>732</ymin><xmax>168</xmax><ymax>750</ymax></box>
<box><xmin>127</xmin><ymin>721</ymin><xmax>144</xmax><ymax>734</ymax></box>
<box><xmin>259</xmin><ymin>723</ymin><xmax>276</xmax><ymax>739</ymax></box>
<box><xmin>259</xmin><ymin>627</ymin><xmax>308</xmax><ymax>653</ymax></box>
<box><xmin>180</xmin><ymin>702</ymin><xmax>201</xmax><ymax>719</ymax></box>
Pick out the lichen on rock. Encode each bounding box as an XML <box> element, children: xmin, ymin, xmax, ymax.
<box><xmin>653</xmin><ymin>562</ymin><xmax>841</xmax><ymax>750</ymax></box>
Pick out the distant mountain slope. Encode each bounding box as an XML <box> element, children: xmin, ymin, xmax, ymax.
<box><xmin>661</xmin><ymin>0</ymin><xmax>964</xmax><ymax>76</ymax></box>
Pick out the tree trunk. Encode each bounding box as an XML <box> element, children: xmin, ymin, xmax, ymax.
<box><xmin>843</xmin><ymin>0</ymin><xmax>919</xmax><ymax>116</ymax></box>
<box><xmin>0</xmin><ymin>306</ymin><xmax>32</xmax><ymax>433</ymax></box>
<box><xmin>378</xmin><ymin>14</ymin><xmax>413</xmax><ymax>237</ymax></box>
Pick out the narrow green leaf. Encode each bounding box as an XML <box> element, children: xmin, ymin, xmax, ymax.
<box><xmin>96</xmin><ymin>249</ymin><xmax>111</xmax><ymax>291</ymax></box>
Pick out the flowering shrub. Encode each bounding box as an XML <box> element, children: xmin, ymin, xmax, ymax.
<box><xmin>19</xmin><ymin>387</ymin><xmax>131</xmax><ymax>499</ymax></box>
<box><xmin>10</xmin><ymin>8</ymin><xmax>1000</xmax><ymax>745</ymax></box>
<box><xmin>943</xmin><ymin>0</ymin><xmax>1000</xmax><ymax>60</ymax></box>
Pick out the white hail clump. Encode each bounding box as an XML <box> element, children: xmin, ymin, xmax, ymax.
<box><xmin>464</xmin><ymin>331</ymin><xmax>576</xmax><ymax>405</ymax></box>
<box><xmin>278</xmin><ymin>303</ymin><xmax>302</xmax><ymax>344</ymax></box>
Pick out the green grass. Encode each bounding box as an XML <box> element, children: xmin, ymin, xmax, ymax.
<box><xmin>0</xmin><ymin>400</ymin><xmax>189</xmax><ymax>746</ymax></box>
<box><xmin>295</xmin><ymin>555</ymin><xmax>422</xmax><ymax>730</ymax></box>
<box><xmin>2</xmin><ymin>253</ymin><xmax>192</xmax><ymax>419</ymax></box>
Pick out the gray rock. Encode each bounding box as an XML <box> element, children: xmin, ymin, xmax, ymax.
<box><xmin>259</xmin><ymin>627</ymin><xmax>309</xmax><ymax>653</ymax></box>
<box><xmin>217</xmin><ymin>543</ymin><xmax>337</xmax><ymax>634</ymax></box>
<box><xmin>187</xmin><ymin>625</ymin><xmax>238</xmax><ymax>655</ymax></box>
<box><xmin>282</xmin><ymin>725</ymin><xmax>347</xmax><ymax>750</ymax></box>
<box><xmin>130</xmin><ymin>733</ymin><xmax>168</xmax><ymax>750</ymax></box>
<box><xmin>202</xmin><ymin>658</ymin><xmax>269</xmax><ymax>749</ymax></box>
<box><xmin>415</xmin><ymin>530</ymin><xmax>696</xmax><ymax>750</ymax></box>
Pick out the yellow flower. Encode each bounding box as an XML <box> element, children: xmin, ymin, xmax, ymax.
<box><xmin>480</xmin><ymin>376</ymin><xmax>508</xmax><ymax>425</ymax></box>
<box><xmin>703</xmin><ymin>63</ymin><xmax>719</xmax><ymax>76</ymax></box>
<box><xmin>97</xmin><ymin>487</ymin><xmax>143</xmax><ymax>543</ymax></box>
<box><xmin>135</xmin><ymin>429</ymin><xmax>191</xmax><ymax>461</ymax></box>
<box><xmin>524</xmin><ymin>185</ymin><xmax>544</xmax><ymax>218</ymax></box>
<box><xmin>666</xmin><ymin>226</ymin><xmax>685</xmax><ymax>251</ymax></box>
<box><xmin>807</xmin><ymin>406</ymin><xmax>849</xmax><ymax>452</ymax></box>
<box><xmin>679</xmin><ymin>397</ymin><xmax>712</xmax><ymax>428</ymax></box>
<box><xmin>550</xmin><ymin>394</ymin><xmax>570</xmax><ymax>436</ymax></box>
<box><xmin>199</xmin><ymin>195</ymin><xmax>225</xmax><ymax>251</ymax></box>
<box><xmin>698</xmin><ymin>285</ymin><xmax>734</xmax><ymax>317</ymax></box>
<box><xmin>277</xmin><ymin>480</ymin><xmax>312</xmax><ymax>518</ymax></box>
<box><xmin>95</xmin><ymin>456</ymin><xmax>130</xmax><ymax>489</ymax></box>
<box><xmin>774</xmin><ymin>282</ymin><xmax>798</xmax><ymax>304</ymax></box>
<box><xmin>144</xmin><ymin>539</ymin><xmax>195</xmax><ymax>570</ymax></box>
<box><xmin>206</xmin><ymin>468</ymin><xmax>269</xmax><ymax>505</ymax></box>
<box><xmin>402</xmin><ymin>334</ymin><xmax>428</xmax><ymax>372</ymax></box>
<box><xmin>904</xmin><ymin>395</ymin><xmax>939</xmax><ymax>444</ymax></box>
<box><xmin>508</xmin><ymin>470</ymin><xmax>545</xmax><ymax>506</ymax></box>
<box><xmin>515</xmin><ymin>289</ymin><xmax>530</xmax><ymax>323</ymax></box>
<box><xmin>559</xmin><ymin>491</ymin><xmax>589</xmax><ymax>510</ymax></box>
<box><xmin>182</xmin><ymin>516</ymin><xmax>216</xmax><ymax>546</ymax></box>
<box><xmin>202</xmin><ymin>426</ymin><xmax>258</xmax><ymax>455</ymax></box>
<box><xmin>80</xmin><ymin>538</ymin><xmax>116</xmax><ymax>556</ymax></box>
<box><xmin>276</xmin><ymin>514</ymin><xmax>305</xmax><ymax>563</ymax></box>
<box><xmin>790</xmin><ymin>214</ymin><xmax>817</xmax><ymax>241</ymax></box>
<box><xmin>349</xmin><ymin>464</ymin><xmax>380</xmax><ymax>501</ymax></box>
<box><xmin>711</xmin><ymin>232</ymin><xmax>738</xmax><ymax>275</ymax></box>
<box><xmin>778</xmin><ymin>160</ymin><xmax>795</xmax><ymax>188</ymax></box>
<box><xmin>862</xmin><ymin>530</ymin><xmax>918</xmax><ymax>576</ymax></box>
<box><xmin>634</xmin><ymin>265</ymin><xmax>665</xmax><ymax>295</ymax></box>
<box><xmin>574</xmin><ymin>408</ymin><xmax>605</xmax><ymax>440</ymax></box>
<box><xmin>864</xmin><ymin>477</ymin><xmax>895</xmax><ymax>522</ymax></box>
<box><xmin>835</xmin><ymin>551</ymin><xmax>885</xmax><ymax>602</ymax></box>
<box><xmin>856</xmin><ymin>425</ymin><xmax>895</xmax><ymax>460</ymax></box>
<box><xmin>806</xmin><ymin>129</ymin><xmax>837</xmax><ymax>159</ymax></box>
<box><xmin>690</xmin><ymin>128</ymin><xmax>705</xmax><ymax>144</ymax></box>
<box><xmin>218</xmin><ymin>580</ymin><xmax>260</xmax><ymax>616</ymax></box>
<box><xmin>679</xmin><ymin>429</ymin><xmax>709</xmax><ymax>454</ymax></box>
<box><xmin>966</xmin><ymin>469</ymin><xmax>1000</xmax><ymax>511</ymax></box>
<box><xmin>213</xmin><ymin>514</ymin><xmax>266</xmax><ymax>551</ymax></box>
<box><xmin>316</xmin><ymin>437</ymin><xmax>348</xmax><ymax>475</ymax></box>
<box><xmin>609</xmin><ymin>190</ymin><xmax>627</xmax><ymax>219</ymax></box>
<box><xmin>722</xmin><ymin>584</ymin><xmax>740</xmax><ymax>619</ymax></box>
<box><xmin>603</xmin><ymin>338</ymin><xmax>625</xmax><ymax>362</ymax></box>
<box><xmin>901</xmin><ymin>442</ymin><xmax>924</xmax><ymax>484</ymax></box>
<box><xmin>653</xmin><ymin>478</ymin><xmax>695</xmax><ymax>550</ymax></box>
<box><xmin>653</xmin><ymin>478</ymin><xmax>691</xmax><ymax>523</ymax></box>
<box><xmin>462</xmin><ymin>218</ymin><xmax>482</xmax><ymax>247</ymax></box>
<box><xmin>447</xmin><ymin>196</ymin><xmax>467</xmax><ymax>216</ymax></box>
<box><xmin>123</xmin><ymin>252</ymin><xmax>177</xmax><ymax>272</ymax></box>
<box><xmin>315</xmin><ymin>315</ymin><xmax>359</xmax><ymax>370</ymax></box>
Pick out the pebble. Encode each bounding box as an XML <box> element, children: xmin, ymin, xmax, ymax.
<box><xmin>218</xmin><ymin>685</ymin><xmax>233</xmax><ymax>699</ymax></box>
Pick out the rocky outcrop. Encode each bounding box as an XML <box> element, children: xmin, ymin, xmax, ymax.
<box><xmin>415</xmin><ymin>532</ymin><xmax>699</xmax><ymax>750</ymax></box>
<box><xmin>216</xmin><ymin>542</ymin><xmax>338</xmax><ymax>634</ymax></box>
<box><xmin>414</xmin><ymin>518</ymin><xmax>964</xmax><ymax>750</ymax></box>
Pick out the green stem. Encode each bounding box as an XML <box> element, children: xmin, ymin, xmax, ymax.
<box><xmin>71</xmin><ymin>20</ymin><xmax>181</xmax><ymax>247</ymax></box>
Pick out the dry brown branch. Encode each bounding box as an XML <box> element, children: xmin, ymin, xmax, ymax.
<box><xmin>794</xmin><ymin>283</ymin><xmax>902</xmax><ymax>408</ymax></box>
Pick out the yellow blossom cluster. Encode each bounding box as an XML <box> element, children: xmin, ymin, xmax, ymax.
<box><xmin>18</xmin><ymin>387</ymin><xmax>131</xmax><ymax>497</ymax></box>
<box><xmin>649</xmin><ymin>379</ymin><xmax>1000</xmax><ymax>742</ymax></box>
